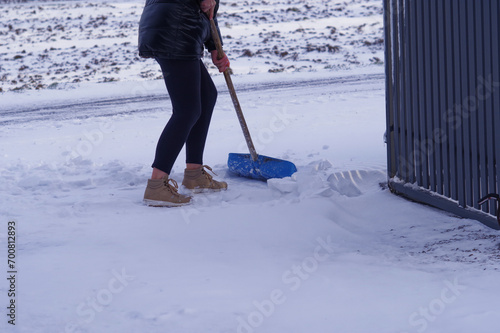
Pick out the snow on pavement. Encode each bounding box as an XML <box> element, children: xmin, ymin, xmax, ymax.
<box><xmin>1</xmin><ymin>70</ymin><xmax>500</xmax><ymax>333</ymax></box>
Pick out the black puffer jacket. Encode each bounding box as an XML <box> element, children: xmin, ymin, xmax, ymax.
<box><xmin>138</xmin><ymin>0</ymin><xmax>222</xmax><ymax>59</ymax></box>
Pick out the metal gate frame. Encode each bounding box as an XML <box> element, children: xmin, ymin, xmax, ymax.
<box><xmin>384</xmin><ymin>0</ymin><xmax>500</xmax><ymax>229</ymax></box>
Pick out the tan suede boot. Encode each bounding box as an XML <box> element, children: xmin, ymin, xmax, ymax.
<box><xmin>143</xmin><ymin>176</ymin><xmax>191</xmax><ymax>207</ymax></box>
<box><xmin>182</xmin><ymin>165</ymin><xmax>228</xmax><ymax>192</ymax></box>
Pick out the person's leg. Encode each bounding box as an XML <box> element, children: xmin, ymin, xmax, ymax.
<box><xmin>151</xmin><ymin>58</ymin><xmax>203</xmax><ymax>178</ymax></box>
<box><xmin>184</xmin><ymin>60</ymin><xmax>218</xmax><ymax>168</ymax></box>
<box><xmin>181</xmin><ymin>61</ymin><xmax>226</xmax><ymax>191</ymax></box>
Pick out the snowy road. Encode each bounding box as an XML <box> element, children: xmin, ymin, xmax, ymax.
<box><xmin>0</xmin><ymin>72</ymin><xmax>384</xmax><ymax>125</ymax></box>
<box><xmin>1</xmin><ymin>70</ymin><xmax>500</xmax><ymax>333</ymax></box>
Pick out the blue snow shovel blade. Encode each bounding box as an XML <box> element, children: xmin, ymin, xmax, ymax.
<box><xmin>228</xmin><ymin>153</ymin><xmax>297</xmax><ymax>180</ymax></box>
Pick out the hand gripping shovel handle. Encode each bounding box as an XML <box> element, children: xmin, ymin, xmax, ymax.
<box><xmin>209</xmin><ymin>19</ymin><xmax>259</xmax><ymax>162</ymax></box>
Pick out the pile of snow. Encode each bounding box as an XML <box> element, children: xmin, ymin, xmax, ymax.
<box><xmin>0</xmin><ymin>0</ymin><xmax>384</xmax><ymax>91</ymax></box>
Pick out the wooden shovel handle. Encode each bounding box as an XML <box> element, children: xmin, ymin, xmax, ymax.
<box><xmin>210</xmin><ymin>19</ymin><xmax>259</xmax><ymax>162</ymax></box>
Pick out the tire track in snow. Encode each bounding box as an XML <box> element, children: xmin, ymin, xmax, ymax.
<box><xmin>0</xmin><ymin>73</ymin><xmax>384</xmax><ymax>125</ymax></box>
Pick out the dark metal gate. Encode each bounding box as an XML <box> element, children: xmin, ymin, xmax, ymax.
<box><xmin>384</xmin><ymin>0</ymin><xmax>500</xmax><ymax>229</ymax></box>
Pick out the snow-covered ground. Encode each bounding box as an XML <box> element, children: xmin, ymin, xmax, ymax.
<box><xmin>1</xmin><ymin>1</ymin><xmax>500</xmax><ymax>333</ymax></box>
<box><xmin>0</xmin><ymin>0</ymin><xmax>384</xmax><ymax>91</ymax></box>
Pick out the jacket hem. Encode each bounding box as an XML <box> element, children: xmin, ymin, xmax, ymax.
<box><xmin>139</xmin><ymin>51</ymin><xmax>203</xmax><ymax>60</ymax></box>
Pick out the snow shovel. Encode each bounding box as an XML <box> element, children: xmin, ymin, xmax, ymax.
<box><xmin>210</xmin><ymin>19</ymin><xmax>297</xmax><ymax>180</ymax></box>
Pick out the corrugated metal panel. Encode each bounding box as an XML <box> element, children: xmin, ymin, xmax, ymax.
<box><xmin>385</xmin><ymin>0</ymin><xmax>500</xmax><ymax>229</ymax></box>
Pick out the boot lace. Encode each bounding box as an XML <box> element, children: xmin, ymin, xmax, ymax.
<box><xmin>201</xmin><ymin>165</ymin><xmax>217</xmax><ymax>184</ymax></box>
<box><xmin>163</xmin><ymin>178</ymin><xmax>180</xmax><ymax>193</ymax></box>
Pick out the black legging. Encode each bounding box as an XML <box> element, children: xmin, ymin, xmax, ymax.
<box><xmin>152</xmin><ymin>58</ymin><xmax>217</xmax><ymax>174</ymax></box>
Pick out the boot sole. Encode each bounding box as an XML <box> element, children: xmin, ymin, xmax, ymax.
<box><xmin>143</xmin><ymin>199</ymin><xmax>191</xmax><ymax>207</ymax></box>
<box><xmin>187</xmin><ymin>187</ymin><xmax>228</xmax><ymax>194</ymax></box>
